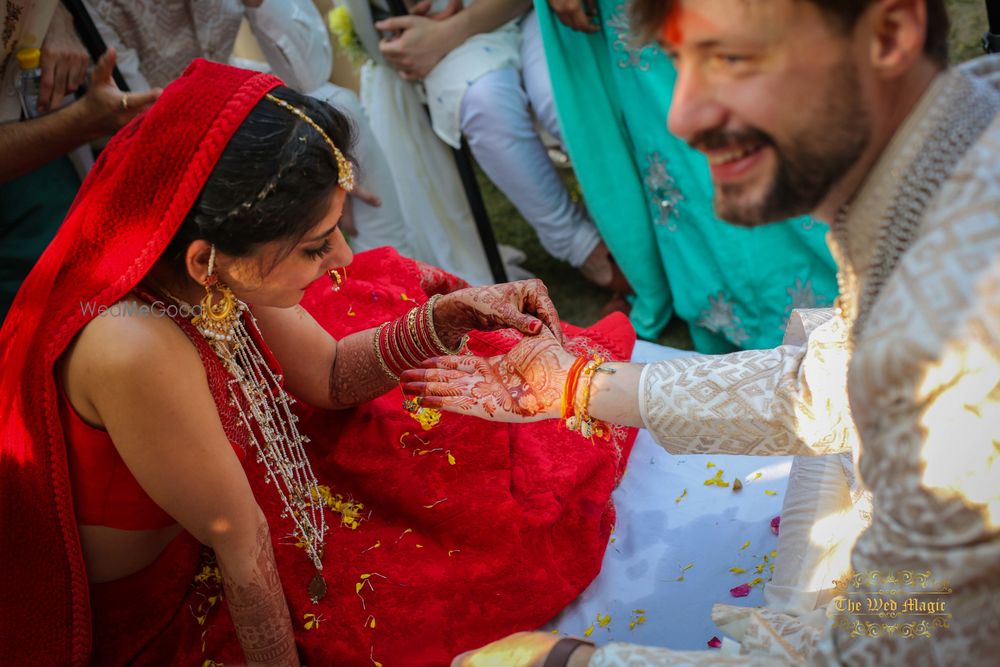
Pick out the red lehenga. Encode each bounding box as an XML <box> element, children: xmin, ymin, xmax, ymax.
<box><xmin>0</xmin><ymin>61</ymin><xmax>636</xmax><ymax>666</ymax></box>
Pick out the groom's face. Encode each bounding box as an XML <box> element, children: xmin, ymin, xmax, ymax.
<box><xmin>662</xmin><ymin>0</ymin><xmax>873</xmax><ymax>226</ymax></box>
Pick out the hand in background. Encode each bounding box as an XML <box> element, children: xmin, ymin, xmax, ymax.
<box><xmin>434</xmin><ymin>279</ymin><xmax>566</xmax><ymax>350</ymax></box>
<box><xmin>400</xmin><ymin>327</ymin><xmax>574</xmax><ymax>423</ymax></box>
<box><xmin>80</xmin><ymin>49</ymin><xmax>161</xmax><ymax>136</ymax></box>
<box><xmin>375</xmin><ymin>13</ymin><xmax>454</xmax><ymax>80</ymax></box>
<box><xmin>410</xmin><ymin>0</ymin><xmax>464</xmax><ymax>20</ymax></box>
<box><xmin>548</xmin><ymin>0</ymin><xmax>598</xmax><ymax>33</ymax></box>
<box><xmin>38</xmin><ymin>5</ymin><xmax>90</xmax><ymax>112</ymax></box>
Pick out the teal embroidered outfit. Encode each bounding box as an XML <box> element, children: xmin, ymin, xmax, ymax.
<box><xmin>535</xmin><ymin>0</ymin><xmax>837</xmax><ymax>351</ymax></box>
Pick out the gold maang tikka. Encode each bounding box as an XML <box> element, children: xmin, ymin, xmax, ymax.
<box><xmin>265</xmin><ymin>93</ymin><xmax>355</xmax><ymax>193</ymax></box>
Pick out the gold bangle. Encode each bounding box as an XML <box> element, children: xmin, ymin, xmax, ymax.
<box><xmin>372</xmin><ymin>323</ymin><xmax>399</xmax><ymax>382</ymax></box>
<box><xmin>404</xmin><ymin>307</ymin><xmax>427</xmax><ymax>362</ymax></box>
<box><xmin>575</xmin><ymin>356</ymin><xmax>609</xmax><ymax>439</ymax></box>
<box><xmin>425</xmin><ymin>294</ymin><xmax>467</xmax><ymax>355</ymax></box>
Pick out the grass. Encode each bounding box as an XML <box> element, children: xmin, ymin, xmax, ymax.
<box><xmin>477</xmin><ymin>0</ymin><xmax>988</xmax><ymax>349</ymax></box>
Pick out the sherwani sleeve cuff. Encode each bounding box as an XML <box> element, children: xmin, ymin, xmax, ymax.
<box><xmin>639</xmin><ymin>313</ymin><xmax>857</xmax><ymax>457</ymax></box>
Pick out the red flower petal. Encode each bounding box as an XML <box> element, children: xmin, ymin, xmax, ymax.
<box><xmin>770</xmin><ymin>515</ymin><xmax>781</xmax><ymax>536</ymax></box>
<box><xmin>707</xmin><ymin>636</ymin><xmax>722</xmax><ymax>649</ymax></box>
<box><xmin>730</xmin><ymin>583</ymin><xmax>752</xmax><ymax>598</ymax></box>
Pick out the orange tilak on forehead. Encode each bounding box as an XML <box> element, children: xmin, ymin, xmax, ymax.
<box><xmin>661</xmin><ymin>4</ymin><xmax>722</xmax><ymax>47</ymax></box>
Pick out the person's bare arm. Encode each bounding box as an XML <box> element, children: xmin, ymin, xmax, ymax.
<box><xmin>405</xmin><ymin>311</ymin><xmax>857</xmax><ymax>457</ymax></box>
<box><xmin>0</xmin><ymin>49</ymin><xmax>159</xmax><ymax>181</ymax></box>
<box><xmin>254</xmin><ymin>279</ymin><xmax>563</xmax><ymax>410</ymax></box>
<box><xmin>70</xmin><ymin>307</ymin><xmax>298</xmax><ymax>666</ymax></box>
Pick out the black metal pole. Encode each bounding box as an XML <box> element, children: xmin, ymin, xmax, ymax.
<box><xmin>382</xmin><ymin>0</ymin><xmax>508</xmax><ymax>283</ymax></box>
<box><xmin>985</xmin><ymin>0</ymin><xmax>1000</xmax><ymax>53</ymax></box>
<box><xmin>60</xmin><ymin>0</ymin><xmax>130</xmax><ymax>91</ymax></box>
<box><xmin>452</xmin><ymin>140</ymin><xmax>508</xmax><ymax>283</ymax></box>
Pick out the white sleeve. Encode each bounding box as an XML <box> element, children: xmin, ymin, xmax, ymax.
<box><xmin>638</xmin><ymin>309</ymin><xmax>857</xmax><ymax>457</ymax></box>
<box><xmin>245</xmin><ymin>0</ymin><xmax>332</xmax><ymax>93</ymax></box>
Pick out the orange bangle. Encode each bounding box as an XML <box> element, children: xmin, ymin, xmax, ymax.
<box><xmin>561</xmin><ymin>356</ymin><xmax>588</xmax><ymax>422</ymax></box>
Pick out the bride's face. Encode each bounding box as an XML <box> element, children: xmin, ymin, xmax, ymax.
<box><xmin>224</xmin><ymin>188</ymin><xmax>352</xmax><ymax>309</ymax></box>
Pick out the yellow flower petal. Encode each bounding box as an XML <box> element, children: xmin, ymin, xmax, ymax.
<box><xmin>447</xmin><ymin>451</ymin><xmax>456</xmax><ymax>465</ymax></box>
<box><xmin>740</xmin><ymin>540</ymin><xmax>751</xmax><ymax>551</ymax></box>
<box><xmin>598</xmin><ymin>613</ymin><xmax>612</xmax><ymax>627</ymax></box>
<box><xmin>764</xmin><ymin>490</ymin><xmax>778</xmax><ymax>496</ymax></box>
<box><xmin>707</xmin><ymin>462</ymin><xmax>716</xmax><ymax>468</ymax></box>
<box><xmin>729</xmin><ymin>567</ymin><xmax>747</xmax><ymax>574</ymax></box>
<box><xmin>675</xmin><ymin>488</ymin><xmax>688</xmax><ymax>503</ymax></box>
<box><xmin>583</xmin><ymin>625</ymin><xmax>595</xmax><ymax>637</ymax></box>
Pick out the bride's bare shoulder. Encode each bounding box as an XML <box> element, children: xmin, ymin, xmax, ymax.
<box><xmin>63</xmin><ymin>294</ymin><xmax>206</xmax><ymax>421</ymax></box>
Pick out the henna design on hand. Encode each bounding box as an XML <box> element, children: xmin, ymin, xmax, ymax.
<box><xmin>400</xmin><ymin>330</ymin><xmax>573</xmax><ymax>423</ymax></box>
<box><xmin>327</xmin><ymin>328</ymin><xmax>399</xmax><ymax>408</ymax></box>
<box><xmin>432</xmin><ymin>279</ymin><xmax>565</xmax><ymax>349</ymax></box>
<box><xmin>220</xmin><ymin>522</ymin><xmax>299</xmax><ymax>666</ymax></box>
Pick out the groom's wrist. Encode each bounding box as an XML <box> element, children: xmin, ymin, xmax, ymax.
<box><xmin>543</xmin><ymin>638</ymin><xmax>596</xmax><ymax>667</ymax></box>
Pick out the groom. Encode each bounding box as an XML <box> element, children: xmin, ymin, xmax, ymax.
<box><xmin>439</xmin><ymin>0</ymin><xmax>1000</xmax><ymax>664</ymax></box>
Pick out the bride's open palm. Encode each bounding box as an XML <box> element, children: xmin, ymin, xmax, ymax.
<box><xmin>400</xmin><ymin>328</ymin><xmax>574</xmax><ymax>423</ymax></box>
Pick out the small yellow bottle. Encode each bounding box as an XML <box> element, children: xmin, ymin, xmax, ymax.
<box><xmin>15</xmin><ymin>47</ymin><xmax>42</xmax><ymax>118</ymax></box>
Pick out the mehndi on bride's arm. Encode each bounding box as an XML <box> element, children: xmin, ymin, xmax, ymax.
<box><xmin>261</xmin><ymin>279</ymin><xmax>566</xmax><ymax>409</ymax></box>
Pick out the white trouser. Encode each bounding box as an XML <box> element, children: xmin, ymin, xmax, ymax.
<box><xmin>459</xmin><ymin>11</ymin><xmax>601</xmax><ymax>268</ymax></box>
<box><xmin>310</xmin><ymin>83</ymin><xmax>415</xmax><ymax>258</ymax></box>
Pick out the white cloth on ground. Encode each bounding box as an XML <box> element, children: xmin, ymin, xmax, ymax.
<box><xmin>551</xmin><ymin>339</ymin><xmax>859</xmax><ymax>652</ymax></box>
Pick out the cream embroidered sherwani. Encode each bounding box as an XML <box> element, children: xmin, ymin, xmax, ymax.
<box><xmin>592</xmin><ymin>57</ymin><xmax>1000</xmax><ymax>666</ymax></box>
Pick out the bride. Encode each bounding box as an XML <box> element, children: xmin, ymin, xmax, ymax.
<box><xmin>0</xmin><ymin>59</ymin><xmax>637</xmax><ymax>665</ymax></box>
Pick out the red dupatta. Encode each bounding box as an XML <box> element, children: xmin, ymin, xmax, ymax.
<box><xmin>0</xmin><ymin>60</ymin><xmax>282</xmax><ymax>665</ymax></box>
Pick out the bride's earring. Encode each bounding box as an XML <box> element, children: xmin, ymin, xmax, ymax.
<box><xmin>329</xmin><ymin>267</ymin><xmax>347</xmax><ymax>292</ymax></box>
<box><xmin>194</xmin><ymin>245</ymin><xmax>239</xmax><ymax>341</ymax></box>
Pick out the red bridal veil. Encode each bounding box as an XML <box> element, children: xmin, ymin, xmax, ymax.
<box><xmin>0</xmin><ymin>60</ymin><xmax>282</xmax><ymax>665</ymax></box>
<box><xmin>0</xmin><ymin>60</ymin><xmax>636</xmax><ymax>665</ymax></box>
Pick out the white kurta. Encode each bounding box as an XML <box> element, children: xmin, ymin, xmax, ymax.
<box><xmin>345</xmin><ymin>0</ymin><xmax>531</xmax><ymax>285</ymax></box>
<box><xmin>592</xmin><ymin>57</ymin><xmax>1000</xmax><ymax>665</ymax></box>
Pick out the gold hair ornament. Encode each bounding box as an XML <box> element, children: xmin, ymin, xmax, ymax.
<box><xmin>265</xmin><ymin>93</ymin><xmax>355</xmax><ymax>192</ymax></box>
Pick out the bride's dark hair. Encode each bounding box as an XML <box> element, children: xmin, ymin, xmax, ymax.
<box><xmin>164</xmin><ymin>86</ymin><xmax>356</xmax><ymax>269</ymax></box>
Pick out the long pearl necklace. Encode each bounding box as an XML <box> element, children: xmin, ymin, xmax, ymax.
<box><xmin>157</xmin><ymin>283</ymin><xmax>329</xmax><ymax>602</ymax></box>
